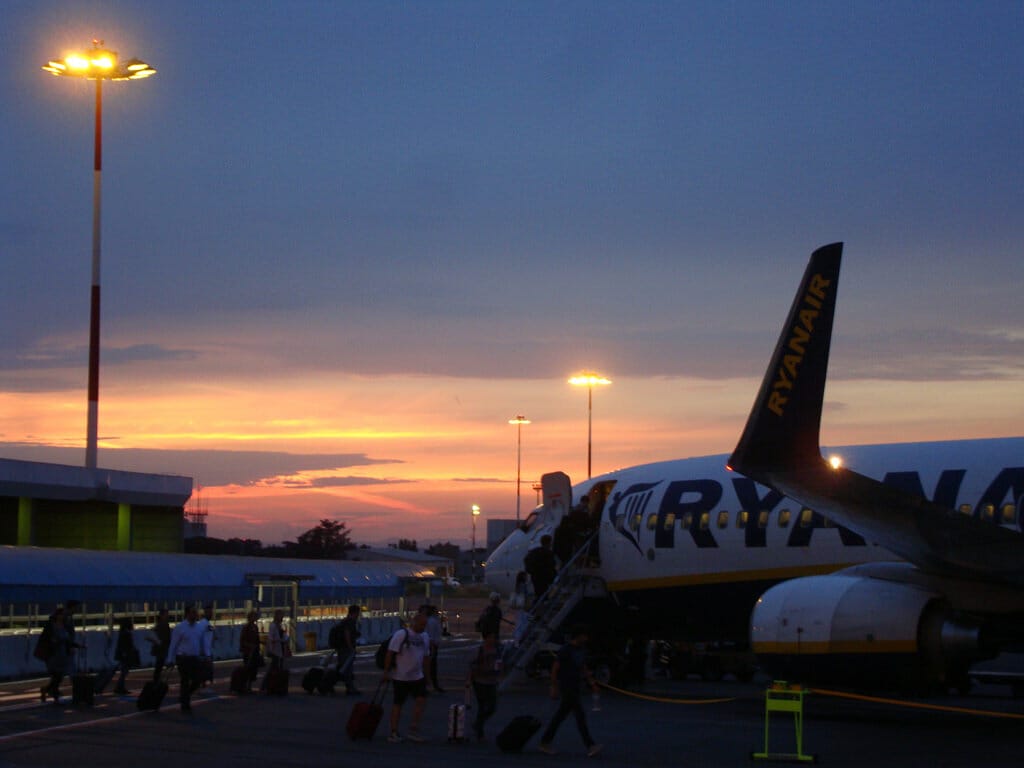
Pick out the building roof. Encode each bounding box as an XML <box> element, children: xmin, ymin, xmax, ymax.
<box><xmin>0</xmin><ymin>459</ymin><xmax>192</xmax><ymax>507</ymax></box>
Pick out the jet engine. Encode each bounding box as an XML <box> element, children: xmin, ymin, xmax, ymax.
<box><xmin>750</xmin><ymin>574</ymin><xmax>986</xmax><ymax>691</ymax></box>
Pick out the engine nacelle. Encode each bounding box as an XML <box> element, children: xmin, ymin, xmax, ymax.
<box><xmin>751</xmin><ymin>574</ymin><xmax>984</xmax><ymax>689</ymax></box>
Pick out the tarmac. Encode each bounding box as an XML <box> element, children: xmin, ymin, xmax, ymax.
<box><xmin>3</xmin><ymin>636</ymin><xmax>1024</xmax><ymax>768</ymax></box>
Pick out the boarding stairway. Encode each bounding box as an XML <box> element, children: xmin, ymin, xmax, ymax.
<box><xmin>499</xmin><ymin>531</ymin><xmax>603</xmax><ymax>691</ymax></box>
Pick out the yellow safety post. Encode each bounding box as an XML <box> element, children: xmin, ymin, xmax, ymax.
<box><xmin>751</xmin><ymin>681</ymin><xmax>816</xmax><ymax>763</ymax></box>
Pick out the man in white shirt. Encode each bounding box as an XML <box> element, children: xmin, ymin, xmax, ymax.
<box><xmin>383</xmin><ymin>612</ymin><xmax>430</xmax><ymax>743</ymax></box>
<box><xmin>167</xmin><ymin>605</ymin><xmax>206</xmax><ymax>712</ymax></box>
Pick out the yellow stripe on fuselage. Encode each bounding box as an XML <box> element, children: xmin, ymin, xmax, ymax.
<box><xmin>605</xmin><ymin>563</ymin><xmax>861</xmax><ymax>591</ymax></box>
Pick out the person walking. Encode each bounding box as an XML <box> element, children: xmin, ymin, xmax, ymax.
<box><xmin>476</xmin><ymin>593</ymin><xmax>504</xmax><ymax>640</ymax></box>
<box><xmin>239</xmin><ymin>611</ymin><xmax>262</xmax><ymax>692</ymax></box>
<box><xmin>422</xmin><ymin>604</ymin><xmax>445</xmax><ymax>693</ymax></box>
<box><xmin>113</xmin><ymin>617</ymin><xmax>138</xmax><ymax>695</ymax></box>
<box><xmin>538</xmin><ymin>625</ymin><xmax>603</xmax><ymax>757</ymax></box>
<box><xmin>329</xmin><ymin>604</ymin><xmax>361</xmax><ymax>695</ymax></box>
<box><xmin>466</xmin><ymin>630</ymin><xmax>503</xmax><ymax>741</ymax></box>
<box><xmin>261</xmin><ymin>609</ymin><xmax>289</xmax><ymax>692</ymax></box>
<box><xmin>383</xmin><ymin>612</ymin><xmax>430</xmax><ymax>743</ymax></box>
<box><xmin>38</xmin><ymin>607</ymin><xmax>71</xmax><ymax>704</ymax></box>
<box><xmin>167</xmin><ymin>605</ymin><xmax>206</xmax><ymax>712</ymax></box>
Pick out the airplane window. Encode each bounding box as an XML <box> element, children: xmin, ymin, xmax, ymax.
<box><xmin>681</xmin><ymin>512</ymin><xmax>693</xmax><ymax>528</ymax></box>
<box><xmin>646</xmin><ymin>514</ymin><xmax>658</xmax><ymax>530</ymax></box>
<box><xmin>629</xmin><ymin>512</ymin><xmax>641</xmax><ymax>532</ymax></box>
<box><xmin>699</xmin><ymin>512</ymin><xmax>710</xmax><ymax>530</ymax></box>
<box><xmin>981</xmin><ymin>504</ymin><xmax>995</xmax><ymax>522</ymax></box>
<box><xmin>717</xmin><ymin>511</ymin><xmax>729</xmax><ymax>529</ymax></box>
<box><xmin>799</xmin><ymin>509</ymin><xmax>813</xmax><ymax>527</ymax></box>
<box><xmin>736</xmin><ymin>510</ymin><xmax>749</xmax><ymax>528</ymax></box>
<box><xmin>1001</xmin><ymin>504</ymin><xmax>1016</xmax><ymax>525</ymax></box>
<box><xmin>959</xmin><ymin>504</ymin><xmax>972</xmax><ymax>515</ymax></box>
<box><xmin>663</xmin><ymin>512</ymin><xmax>676</xmax><ymax>529</ymax></box>
<box><xmin>778</xmin><ymin>509</ymin><xmax>791</xmax><ymax>527</ymax></box>
<box><xmin>757</xmin><ymin>510</ymin><xmax>769</xmax><ymax>528</ymax></box>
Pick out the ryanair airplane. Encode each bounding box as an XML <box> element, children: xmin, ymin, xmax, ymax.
<box><xmin>486</xmin><ymin>243</ymin><xmax>1024</xmax><ymax>689</ymax></box>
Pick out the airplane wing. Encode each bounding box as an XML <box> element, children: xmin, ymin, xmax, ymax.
<box><xmin>727</xmin><ymin>243</ymin><xmax>1024</xmax><ymax>585</ymax></box>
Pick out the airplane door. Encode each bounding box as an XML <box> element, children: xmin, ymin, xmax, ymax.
<box><xmin>541</xmin><ymin>471</ymin><xmax>572</xmax><ymax>526</ymax></box>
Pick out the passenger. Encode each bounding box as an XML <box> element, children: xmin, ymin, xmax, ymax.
<box><xmin>197</xmin><ymin>604</ymin><xmax>216</xmax><ymax>685</ymax></box>
<box><xmin>63</xmin><ymin>600</ymin><xmax>81</xmax><ymax>667</ymax></box>
<box><xmin>524</xmin><ymin>535</ymin><xmax>558</xmax><ymax>601</ymax></box>
<box><xmin>239</xmin><ymin>611</ymin><xmax>262</xmax><ymax>692</ymax></box>
<box><xmin>329</xmin><ymin>604</ymin><xmax>361</xmax><ymax>695</ymax></box>
<box><xmin>475</xmin><ymin>593</ymin><xmax>504</xmax><ymax>641</ymax></box>
<box><xmin>113</xmin><ymin>617</ymin><xmax>138</xmax><ymax>695</ymax></box>
<box><xmin>38</xmin><ymin>607</ymin><xmax>70</xmax><ymax>704</ymax></box>
<box><xmin>538</xmin><ymin>624</ymin><xmax>603</xmax><ymax>757</ymax></box>
<box><xmin>466</xmin><ymin>630</ymin><xmax>503</xmax><ymax>741</ymax></box>
<box><xmin>383</xmin><ymin>611</ymin><xmax>430</xmax><ymax>743</ymax></box>
<box><xmin>552</xmin><ymin>516</ymin><xmax>575</xmax><ymax>568</ymax></box>
<box><xmin>513</xmin><ymin>570</ymin><xmax>529</xmax><ymax>608</ymax></box>
<box><xmin>421</xmin><ymin>604</ymin><xmax>445</xmax><ymax>693</ymax></box>
<box><xmin>167</xmin><ymin>605</ymin><xmax>205</xmax><ymax>712</ymax></box>
<box><xmin>148</xmin><ymin>608</ymin><xmax>171</xmax><ymax>683</ymax></box>
<box><xmin>261</xmin><ymin>609</ymin><xmax>290</xmax><ymax>692</ymax></box>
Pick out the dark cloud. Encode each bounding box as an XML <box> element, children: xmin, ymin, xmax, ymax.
<box><xmin>0</xmin><ymin>443</ymin><xmax>402</xmax><ymax>488</ymax></box>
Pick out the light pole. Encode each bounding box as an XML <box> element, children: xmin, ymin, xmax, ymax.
<box><xmin>508</xmin><ymin>415</ymin><xmax>531</xmax><ymax>525</ymax></box>
<box><xmin>471</xmin><ymin>504</ymin><xmax>481</xmax><ymax>582</ymax></box>
<box><xmin>568</xmin><ymin>372</ymin><xmax>611</xmax><ymax>479</ymax></box>
<box><xmin>43</xmin><ymin>41</ymin><xmax>156</xmax><ymax>469</ymax></box>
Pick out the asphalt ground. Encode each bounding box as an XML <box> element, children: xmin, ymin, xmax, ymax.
<box><xmin>3</xmin><ymin>639</ymin><xmax>1024</xmax><ymax>768</ymax></box>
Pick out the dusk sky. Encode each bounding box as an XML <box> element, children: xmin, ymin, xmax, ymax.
<box><xmin>3</xmin><ymin>1</ymin><xmax>1022</xmax><ymax>547</ymax></box>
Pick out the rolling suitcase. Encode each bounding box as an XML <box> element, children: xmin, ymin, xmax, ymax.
<box><xmin>447</xmin><ymin>702</ymin><xmax>468</xmax><ymax>742</ymax></box>
<box><xmin>302</xmin><ymin>651</ymin><xmax>334</xmax><ymax>693</ymax></box>
<box><xmin>347</xmin><ymin>680</ymin><xmax>388</xmax><ymax>740</ymax></box>
<box><xmin>72</xmin><ymin>672</ymin><xmax>95</xmax><ymax>705</ymax></box>
<box><xmin>137</xmin><ymin>672</ymin><xmax>169</xmax><ymax>711</ymax></box>
<box><xmin>317</xmin><ymin>667</ymin><xmax>340</xmax><ymax>695</ymax></box>
<box><xmin>94</xmin><ymin>665</ymin><xmax>117</xmax><ymax>695</ymax></box>
<box><xmin>266</xmin><ymin>667</ymin><xmax>290</xmax><ymax>695</ymax></box>
<box><xmin>496</xmin><ymin>715</ymin><xmax>542</xmax><ymax>753</ymax></box>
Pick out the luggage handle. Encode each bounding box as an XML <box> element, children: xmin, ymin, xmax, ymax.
<box><xmin>371</xmin><ymin>678</ymin><xmax>390</xmax><ymax>706</ymax></box>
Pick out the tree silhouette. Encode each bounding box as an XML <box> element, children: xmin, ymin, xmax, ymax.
<box><xmin>285</xmin><ymin>519</ymin><xmax>354</xmax><ymax>559</ymax></box>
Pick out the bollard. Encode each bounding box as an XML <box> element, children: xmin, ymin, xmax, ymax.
<box><xmin>750</xmin><ymin>680</ymin><xmax>816</xmax><ymax>763</ymax></box>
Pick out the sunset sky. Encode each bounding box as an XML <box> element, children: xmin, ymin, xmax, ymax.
<box><xmin>3</xmin><ymin>1</ymin><xmax>1022</xmax><ymax>547</ymax></box>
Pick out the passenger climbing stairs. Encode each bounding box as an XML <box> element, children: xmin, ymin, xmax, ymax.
<box><xmin>500</xmin><ymin>532</ymin><xmax>603</xmax><ymax>691</ymax></box>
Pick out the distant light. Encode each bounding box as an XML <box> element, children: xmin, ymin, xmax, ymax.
<box><xmin>568</xmin><ymin>372</ymin><xmax>612</xmax><ymax>387</ymax></box>
<box><xmin>508</xmin><ymin>415</ymin><xmax>531</xmax><ymax>426</ymax></box>
<box><xmin>471</xmin><ymin>504</ymin><xmax>481</xmax><ymax>516</ymax></box>
<box><xmin>828</xmin><ymin>455</ymin><xmax>843</xmax><ymax>470</ymax></box>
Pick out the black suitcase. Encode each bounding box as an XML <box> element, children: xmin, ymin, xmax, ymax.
<box><xmin>302</xmin><ymin>666</ymin><xmax>325</xmax><ymax>693</ymax></box>
<box><xmin>94</xmin><ymin>665</ymin><xmax>116</xmax><ymax>695</ymax></box>
<box><xmin>496</xmin><ymin>715</ymin><xmax>542</xmax><ymax>753</ymax></box>
<box><xmin>137</xmin><ymin>679</ymin><xmax>168</xmax><ymax>711</ymax></box>
<box><xmin>72</xmin><ymin>673</ymin><xmax>95</xmax><ymax>705</ymax></box>
<box><xmin>317</xmin><ymin>667</ymin><xmax>340</xmax><ymax>695</ymax></box>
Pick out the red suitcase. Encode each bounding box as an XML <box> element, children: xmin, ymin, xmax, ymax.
<box><xmin>347</xmin><ymin>681</ymin><xmax>388</xmax><ymax>740</ymax></box>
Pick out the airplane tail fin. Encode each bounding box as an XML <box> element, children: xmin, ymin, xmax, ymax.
<box><xmin>728</xmin><ymin>243</ymin><xmax>843</xmax><ymax>476</ymax></box>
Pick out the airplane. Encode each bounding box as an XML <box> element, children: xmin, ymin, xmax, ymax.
<box><xmin>485</xmin><ymin>242</ymin><xmax>1024</xmax><ymax>689</ymax></box>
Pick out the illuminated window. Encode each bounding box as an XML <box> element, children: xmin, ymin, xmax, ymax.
<box><xmin>717</xmin><ymin>511</ymin><xmax>729</xmax><ymax>529</ymax></box>
<box><xmin>981</xmin><ymin>504</ymin><xmax>995</xmax><ymax>522</ymax></box>
<box><xmin>629</xmin><ymin>512</ymin><xmax>641</xmax><ymax>531</ymax></box>
<box><xmin>646</xmin><ymin>514</ymin><xmax>658</xmax><ymax>530</ymax></box>
<box><xmin>662</xmin><ymin>512</ymin><xmax>676</xmax><ymax>530</ymax></box>
<box><xmin>757</xmin><ymin>510</ymin><xmax>769</xmax><ymax>528</ymax></box>
<box><xmin>799</xmin><ymin>509</ymin><xmax>814</xmax><ymax>527</ymax></box>
<box><xmin>681</xmin><ymin>512</ymin><xmax>693</xmax><ymax>529</ymax></box>
<box><xmin>778</xmin><ymin>509</ymin><xmax>791</xmax><ymax>527</ymax></box>
<box><xmin>737</xmin><ymin>510</ymin><xmax>750</xmax><ymax>528</ymax></box>
<box><xmin>699</xmin><ymin>512</ymin><xmax>710</xmax><ymax>530</ymax></box>
<box><xmin>1001</xmin><ymin>504</ymin><xmax>1016</xmax><ymax>525</ymax></box>
<box><xmin>959</xmin><ymin>504</ymin><xmax>972</xmax><ymax>515</ymax></box>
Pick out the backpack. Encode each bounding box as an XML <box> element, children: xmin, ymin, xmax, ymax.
<box><xmin>328</xmin><ymin>621</ymin><xmax>344</xmax><ymax>650</ymax></box>
<box><xmin>375</xmin><ymin>629</ymin><xmax>408</xmax><ymax>670</ymax></box>
<box><xmin>33</xmin><ymin>625</ymin><xmax>53</xmax><ymax>662</ymax></box>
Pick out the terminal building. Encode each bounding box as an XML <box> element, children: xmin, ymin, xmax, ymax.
<box><xmin>0</xmin><ymin>458</ymin><xmax>193</xmax><ymax>552</ymax></box>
